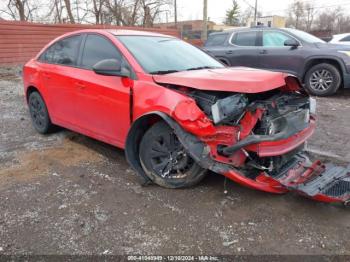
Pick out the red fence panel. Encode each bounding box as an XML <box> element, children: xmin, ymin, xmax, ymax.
<box><xmin>0</xmin><ymin>20</ymin><xmax>180</xmax><ymax>65</ymax></box>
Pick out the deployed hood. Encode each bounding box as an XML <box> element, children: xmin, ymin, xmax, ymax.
<box><xmin>153</xmin><ymin>67</ymin><xmax>288</xmax><ymax>93</ymax></box>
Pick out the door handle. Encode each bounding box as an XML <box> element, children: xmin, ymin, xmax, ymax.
<box><xmin>259</xmin><ymin>49</ymin><xmax>268</xmax><ymax>55</ymax></box>
<box><xmin>226</xmin><ymin>50</ymin><xmax>234</xmax><ymax>55</ymax></box>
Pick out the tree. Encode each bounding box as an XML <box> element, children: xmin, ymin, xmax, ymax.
<box><xmin>224</xmin><ymin>0</ymin><xmax>240</xmax><ymax>26</ymax></box>
<box><xmin>63</xmin><ymin>0</ymin><xmax>75</xmax><ymax>23</ymax></box>
<box><xmin>291</xmin><ymin>1</ymin><xmax>305</xmax><ymax>28</ymax></box>
<box><xmin>91</xmin><ymin>0</ymin><xmax>105</xmax><ymax>24</ymax></box>
<box><xmin>139</xmin><ymin>0</ymin><xmax>172</xmax><ymax>27</ymax></box>
<box><xmin>315</xmin><ymin>7</ymin><xmax>342</xmax><ymax>33</ymax></box>
<box><xmin>0</xmin><ymin>0</ymin><xmax>38</xmax><ymax>21</ymax></box>
<box><xmin>305</xmin><ymin>2</ymin><xmax>316</xmax><ymax>31</ymax></box>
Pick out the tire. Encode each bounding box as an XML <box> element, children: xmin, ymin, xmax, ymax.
<box><xmin>139</xmin><ymin>121</ymin><xmax>207</xmax><ymax>189</ymax></box>
<box><xmin>28</xmin><ymin>91</ymin><xmax>53</xmax><ymax>134</ymax></box>
<box><xmin>304</xmin><ymin>63</ymin><xmax>341</xmax><ymax>96</ymax></box>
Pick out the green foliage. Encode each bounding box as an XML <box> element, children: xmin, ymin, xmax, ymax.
<box><xmin>224</xmin><ymin>0</ymin><xmax>240</xmax><ymax>26</ymax></box>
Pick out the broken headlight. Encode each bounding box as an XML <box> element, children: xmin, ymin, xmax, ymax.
<box><xmin>211</xmin><ymin>94</ymin><xmax>248</xmax><ymax>124</ymax></box>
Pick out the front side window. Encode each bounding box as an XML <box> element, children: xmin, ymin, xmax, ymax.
<box><xmin>117</xmin><ymin>36</ymin><xmax>224</xmax><ymax>74</ymax></box>
<box><xmin>205</xmin><ymin>34</ymin><xmax>228</xmax><ymax>47</ymax></box>
<box><xmin>263</xmin><ymin>31</ymin><xmax>294</xmax><ymax>47</ymax></box>
<box><xmin>81</xmin><ymin>34</ymin><xmax>122</xmax><ymax>69</ymax></box>
<box><xmin>231</xmin><ymin>31</ymin><xmax>258</xmax><ymax>46</ymax></box>
<box><xmin>39</xmin><ymin>35</ymin><xmax>82</xmax><ymax>65</ymax></box>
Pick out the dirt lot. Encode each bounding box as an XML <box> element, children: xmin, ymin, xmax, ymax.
<box><xmin>1</xmin><ymin>66</ymin><xmax>350</xmax><ymax>256</ymax></box>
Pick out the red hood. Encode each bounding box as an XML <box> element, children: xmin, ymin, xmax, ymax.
<box><xmin>153</xmin><ymin>67</ymin><xmax>289</xmax><ymax>93</ymax></box>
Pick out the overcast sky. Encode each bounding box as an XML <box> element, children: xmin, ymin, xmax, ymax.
<box><xmin>172</xmin><ymin>0</ymin><xmax>350</xmax><ymax>24</ymax></box>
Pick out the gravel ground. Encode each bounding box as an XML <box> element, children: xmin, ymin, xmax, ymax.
<box><xmin>0</xmin><ymin>66</ymin><xmax>350</xmax><ymax>256</ymax></box>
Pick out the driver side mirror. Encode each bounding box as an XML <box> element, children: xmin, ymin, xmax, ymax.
<box><xmin>93</xmin><ymin>59</ymin><xmax>130</xmax><ymax>77</ymax></box>
<box><xmin>284</xmin><ymin>39</ymin><xmax>300</xmax><ymax>48</ymax></box>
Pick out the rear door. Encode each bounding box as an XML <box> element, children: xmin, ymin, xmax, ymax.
<box><xmin>226</xmin><ymin>30</ymin><xmax>260</xmax><ymax>68</ymax></box>
<box><xmin>258</xmin><ymin>30</ymin><xmax>304</xmax><ymax>77</ymax></box>
<box><xmin>38</xmin><ymin>34</ymin><xmax>83</xmax><ymax>125</ymax></box>
<box><xmin>73</xmin><ymin>34</ymin><xmax>132</xmax><ymax>147</ymax></box>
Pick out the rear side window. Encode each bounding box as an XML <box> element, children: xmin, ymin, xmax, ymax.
<box><xmin>39</xmin><ymin>35</ymin><xmax>82</xmax><ymax>66</ymax></box>
<box><xmin>340</xmin><ymin>35</ymin><xmax>350</xmax><ymax>42</ymax></box>
<box><xmin>231</xmin><ymin>31</ymin><xmax>258</xmax><ymax>46</ymax></box>
<box><xmin>205</xmin><ymin>34</ymin><xmax>228</xmax><ymax>47</ymax></box>
<box><xmin>81</xmin><ymin>34</ymin><xmax>122</xmax><ymax>69</ymax></box>
<box><xmin>263</xmin><ymin>31</ymin><xmax>294</xmax><ymax>47</ymax></box>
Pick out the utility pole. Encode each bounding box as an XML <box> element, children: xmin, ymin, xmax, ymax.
<box><xmin>202</xmin><ymin>0</ymin><xmax>208</xmax><ymax>42</ymax></box>
<box><xmin>174</xmin><ymin>0</ymin><xmax>177</xmax><ymax>26</ymax></box>
<box><xmin>254</xmin><ymin>0</ymin><xmax>258</xmax><ymax>26</ymax></box>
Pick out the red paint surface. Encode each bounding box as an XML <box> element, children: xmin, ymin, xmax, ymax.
<box><xmin>246</xmin><ymin>117</ymin><xmax>316</xmax><ymax>157</ymax></box>
<box><xmin>153</xmin><ymin>67</ymin><xmax>288</xmax><ymax>93</ymax></box>
<box><xmin>223</xmin><ymin>170</ymin><xmax>288</xmax><ymax>194</ymax></box>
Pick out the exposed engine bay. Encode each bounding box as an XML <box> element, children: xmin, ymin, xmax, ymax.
<box><xmin>189</xmin><ymin>89</ymin><xmax>312</xmax><ymax>128</ymax></box>
<box><xmin>145</xmin><ymin>79</ymin><xmax>350</xmax><ymax>205</ymax></box>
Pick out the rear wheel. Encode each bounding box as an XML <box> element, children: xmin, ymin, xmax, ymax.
<box><xmin>304</xmin><ymin>63</ymin><xmax>341</xmax><ymax>96</ymax></box>
<box><xmin>28</xmin><ymin>91</ymin><xmax>53</xmax><ymax>134</ymax></box>
<box><xmin>139</xmin><ymin>121</ymin><xmax>207</xmax><ymax>188</ymax></box>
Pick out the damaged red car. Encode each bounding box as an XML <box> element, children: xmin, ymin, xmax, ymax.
<box><xmin>23</xmin><ymin>29</ymin><xmax>350</xmax><ymax>205</ymax></box>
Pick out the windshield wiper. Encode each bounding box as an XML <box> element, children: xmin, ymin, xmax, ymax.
<box><xmin>186</xmin><ymin>66</ymin><xmax>220</xmax><ymax>71</ymax></box>
<box><xmin>150</xmin><ymin>70</ymin><xmax>179</xmax><ymax>75</ymax></box>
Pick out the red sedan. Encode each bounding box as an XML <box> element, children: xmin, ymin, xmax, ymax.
<box><xmin>23</xmin><ymin>29</ymin><xmax>350</xmax><ymax>204</ymax></box>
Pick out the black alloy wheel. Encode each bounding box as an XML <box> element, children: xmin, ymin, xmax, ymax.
<box><xmin>139</xmin><ymin>121</ymin><xmax>207</xmax><ymax>188</ymax></box>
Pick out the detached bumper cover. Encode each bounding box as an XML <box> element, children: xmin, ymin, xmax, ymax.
<box><xmin>270</xmin><ymin>156</ymin><xmax>350</xmax><ymax>204</ymax></box>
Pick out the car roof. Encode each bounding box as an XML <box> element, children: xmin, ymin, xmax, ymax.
<box><xmin>208</xmin><ymin>26</ymin><xmax>287</xmax><ymax>36</ymax></box>
<box><xmin>62</xmin><ymin>29</ymin><xmax>175</xmax><ymax>38</ymax></box>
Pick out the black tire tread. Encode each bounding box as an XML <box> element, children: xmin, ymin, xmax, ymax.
<box><xmin>28</xmin><ymin>91</ymin><xmax>53</xmax><ymax>134</ymax></box>
<box><xmin>139</xmin><ymin>121</ymin><xmax>207</xmax><ymax>189</ymax></box>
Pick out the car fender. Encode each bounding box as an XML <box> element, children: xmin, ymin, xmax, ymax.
<box><xmin>125</xmin><ymin>110</ymin><xmax>224</xmax><ymax>184</ymax></box>
<box><xmin>302</xmin><ymin>55</ymin><xmax>347</xmax><ymax>78</ymax></box>
<box><xmin>125</xmin><ymin>111</ymin><xmax>181</xmax><ymax>185</ymax></box>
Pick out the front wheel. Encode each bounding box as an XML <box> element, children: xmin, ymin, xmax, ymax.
<box><xmin>139</xmin><ymin>121</ymin><xmax>207</xmax><ymax>188</ymax></box>
<box><xmin>304</xmin><ymin>63</ymin><xmax>341</xmax><ymax>96</ymax></box>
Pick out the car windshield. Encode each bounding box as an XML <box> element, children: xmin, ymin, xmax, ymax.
<box><xmin>284</xmin><ymin>28</ymin><xmax>325</xmax><ymax>43</ymax></box>
<box><xmin>117</xmin><ymin>36</ymin><xmax>224</xmax><ymax>74</ymax></box>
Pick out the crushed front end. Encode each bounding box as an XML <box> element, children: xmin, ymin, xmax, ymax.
<box><xmin>170</xmin><ymin>76</ymin><xmax>350</xmax><ymax>204</ymax></box>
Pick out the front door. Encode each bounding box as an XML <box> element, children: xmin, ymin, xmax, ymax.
<box><xmin>74</xmin><ymin>34</ymin><xmax>132</xmax><ymax>147</ymax></box>
<box><xmin>258</xmin><ymin>30</ymin><xmax>304</xmax><ymax>78</ymax></box>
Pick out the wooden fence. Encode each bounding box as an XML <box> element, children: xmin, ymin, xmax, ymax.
<box><xmin>0</xmin><ymin>20</ymin><xmax>180</xmax><ymax>65</ymax></box>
